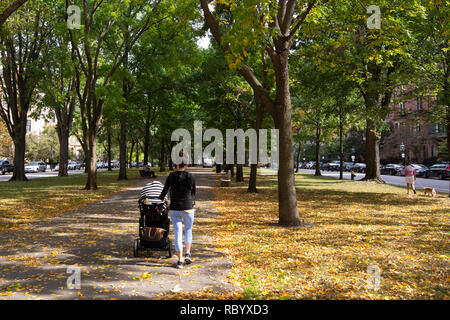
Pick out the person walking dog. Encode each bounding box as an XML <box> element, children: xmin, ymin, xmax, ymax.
<box><xmin>159</xmin><ymin>161</ymin><xmax>196</xmax><ymax>269</ymax></box>
<box><xmin>404</xmin><ymin>161</ymin><xmax>417</xmax><ymax>195</ymax></box>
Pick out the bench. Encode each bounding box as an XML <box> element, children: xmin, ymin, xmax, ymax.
<box><xmin>139</xmin><ymin>170</ymin><xmax>156</xmax><ymax>178</ymax></box>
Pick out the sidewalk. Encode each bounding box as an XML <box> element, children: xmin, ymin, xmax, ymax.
<box><xmin>0</xmin><ymin>168</ymin><xmax>236</xmax><ymax>299</ymax></box>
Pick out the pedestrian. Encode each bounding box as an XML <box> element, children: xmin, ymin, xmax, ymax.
<box><xmin>404</xmin><ymin>161</ymin><xmax>416</xmax><ymax>195</ymax></box>
<box><xmin>159</xmin><ymin>160</ymin><xmax>196</xmax><ymax>269</ymax></box>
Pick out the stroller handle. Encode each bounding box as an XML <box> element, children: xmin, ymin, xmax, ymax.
<box><xmin>139</xmin><ymin>197</ymin><xmax>167</xmax><ymax>205</ymax></box>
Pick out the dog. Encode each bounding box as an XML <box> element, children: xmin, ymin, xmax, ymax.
<box><xmin>423</xmin><ymin>187</ymin><xmax>436</xmax><ymax>197</ymax></box>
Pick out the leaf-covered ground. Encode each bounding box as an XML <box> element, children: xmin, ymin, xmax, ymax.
<box><xmin>0</xmin><ymin>169</ymin><xmax>143</xmax><ymax>231</ymax></box>
<box><xmin>175</xmin><ymin>171</ymin><xmax>449</xmax><ymax>299</ymax></box>
<box><xmin>0</xmin><ymin>169</ymin><xmax>236</xmax><ymax>299</ymax></box>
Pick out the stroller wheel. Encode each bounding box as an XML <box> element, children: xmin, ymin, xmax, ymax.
<box><xmin>134</xmin><ymin>239</ymin><xmax>140</xmax><ymax>257</ymax></box>
<box><xmin>167</xmin><ymin>239</ymin><xmax>172</xmax><ymax>258</ymax></box>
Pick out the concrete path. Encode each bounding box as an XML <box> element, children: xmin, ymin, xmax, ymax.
<box><xmin>0</xmin><ymin>168</ymin><xmax>236</xmax><ymax>299</ymax></box>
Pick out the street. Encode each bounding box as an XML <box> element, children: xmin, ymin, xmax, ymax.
<box><xmin>301</xmin><ymin>169</ymin><xmax>450</xmax><ymax>194</ymax></box>
<box><xmin>0</xmin><ymin>168</ymin><xmax>117</xmax><ymax>182</ymax></box>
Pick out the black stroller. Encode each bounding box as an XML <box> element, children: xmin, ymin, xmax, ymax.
<box><xmin>134</xmin><ymin>197</ymin><xmax>172</xmax><ymax>258</ymax></box>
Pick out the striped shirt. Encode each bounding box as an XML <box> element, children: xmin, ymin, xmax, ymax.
<box><xmin>140</xmin><ymin>181</ymin><xmax>168</xmax><ymax>201</ymax></box>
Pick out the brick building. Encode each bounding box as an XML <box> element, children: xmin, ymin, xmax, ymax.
<box><xmin>381</xmin><ymin>95</ymin><xmax>447</xmax><ymax>164</ymax></box>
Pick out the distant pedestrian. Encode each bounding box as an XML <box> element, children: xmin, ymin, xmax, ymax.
<box><xmin>404</xmin><ymin>161</ymin><xmax>416</xmax><ymax>195</ymax></box>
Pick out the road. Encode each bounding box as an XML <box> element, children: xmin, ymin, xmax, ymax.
<box><xmin>300</xmin><ymin>169</ymin><xmax>450</xmax><ymax>194</ymax></box>
<box><xmin>0</xmin><ymin>168</ymin><xmax>117</xmax><ymax>182</ymax></box>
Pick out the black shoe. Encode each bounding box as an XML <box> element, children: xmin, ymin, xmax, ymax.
<box><xmin>413</xmin><ymin>189</ymin><xmax>416</xmax><ymax>194</ymax></box>
<box><xmin>175</xmin><ymin>260</ymin><xmax>184</xmax><ymax>269</ymax></box>
<box><xmin>185</xmin><ymin>253</ymin><xmax>192</xmax><ymax>265</ymax></box>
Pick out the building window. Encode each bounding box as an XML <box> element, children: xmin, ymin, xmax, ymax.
<box><xmin>400</xmin><ymin>102</ymin><xmax>406</xmax><ymax>115</ymax></box>
<box><xmin>417</xmin><ymin>97</ymin><xmax>422</xmax><ymax>111</ymax></box>
<box><xmin>435</xmin><ymin>124</ymin><xmax>440</xmax><ymax>133</ymax></box>
<box><xmin>26</xmin><ymin>120</ymin><xmax>31</xmax><ymax>132</ymax></box>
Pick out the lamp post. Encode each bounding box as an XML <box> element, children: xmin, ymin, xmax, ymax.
<box><xmin>400</xmin><ymin>142</ymin><xmax>405</xmax><ymax>166</ymax></box>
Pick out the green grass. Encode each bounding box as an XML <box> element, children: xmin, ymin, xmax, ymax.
<box><xmin>0</xmin><ymin>169</ymin><xmax>145</xmax><ymax>231</ymax></box>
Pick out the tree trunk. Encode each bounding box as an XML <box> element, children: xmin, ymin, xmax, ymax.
<box><xmin>314</xmin><ymin>125</ymin><xmax>322</xmax><ymax>177</ymax></box>
<box><xmin>58</xmin><ymin>127</ymin><xmax>69</xmax><ymax>177</ymax></box>
<box><xmin>159</xmin><ymin>141</ymin><xmax>166</xmax><ymax>172</ymax></box>
<box><xmin>339</xmin><ymin>116</ymin><xmax>344</xmax><ymax>180</ymax></box>
<box><xmin>295</xmin><ymin>141</ymin><xmax>302</xmax><ymax>173</ymax></box>
<box><xmin>236</xmin><ymin>164</ymin><xmax>244</xmax><ymax>182</ymax></box>
<box><xmin>135</xmin><ymin>143</ymin><xmax>140</xmax><ymax>167</ymax></box>
<box><xmin>143</xmin><ymin>106</ymin><xmax>151</xmax><ymax>166</ymax></box>
<box><xmin>10</xmin><ymin>126</ymin><xmax>27</xmax><ymax>181</ymax></box>
<box><xmin>129</xmin><ymin>140</ymin><xmax>135</xmax><ymax>169</ymax></box>
<box><xmin>84</xmin><ymin>130</ymin><xmax>98</xmax><ymax>190</ymax></box>
<box><xmin>275</xmin><ymin>111</ymin><xmax>300</xmax><ymax>226</ymax></box>
<box><xmin>118</xmin><ymin>112</ymin><xmax>128</xmax><ymax>180</ymax></box>
<box><xmin>248</xmin><ymin>98</ymin><xmax>264</xmax><ymax>193</ymax></box>
<box><xmin>363</xmin><ymin>119</ymin><xmax>382</xmax><ymax>181</ymax></box>
<box><xmin>107</xmin><ymin>127</ymin><xmax>112</xmax><ymax>171</ymax></box>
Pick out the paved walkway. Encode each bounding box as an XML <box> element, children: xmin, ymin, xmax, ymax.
<box><xmin>0</xmin><ymin>168</ymin><xmax>235</xmax><ymax>299</ymax></box>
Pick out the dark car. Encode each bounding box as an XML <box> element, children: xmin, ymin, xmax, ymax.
<box><xmin>399</xmin><ymin>164</ymin><xmax>428</xmax><ymax>177</ymax></box>
<box><xmin>380</xmin><ymin>163</ymin><xmax>403</xmax><ymax>175</ymax></box>
<box><xmin>0</xmin><ymin>160</ymin><xmax>14</xmax><ymax>175</ymax></box>
<box><xmin>424</xmin><ymin>163</ymin><xmax>450</xmax><ymax>180</ymax></box>
<box><xmin>353</xmin><ymin>163</ymin><xmax>366</xmax><ymax>173</ymax></box>
<box><xmin>326</xmin><ymin>161</ymin><xmax>340</xmax><ymax>171</ymax></box>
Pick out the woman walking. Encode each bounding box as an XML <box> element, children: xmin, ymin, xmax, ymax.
<box><xmin>159</xmin><ymin>162</ymin><xmax>196</xmax><ymax>269</ymax></box>
<box><xmin>404</xmin><ymin>161</ymin><xmax>417</xmax><ymax>195</ymax></box>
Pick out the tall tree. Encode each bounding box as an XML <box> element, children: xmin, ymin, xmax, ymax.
<box><xmin>200</xmin><ymin>0</ymin><xmax>326</xmax><ymax>226</ymax></box>
<box><xmin>68</xmin><ymin>0</ymin><xmax>165</xmax><ymax>189</ymax></box>
<box><xmin>0</xmin><ymin>0</ymin><xmax>54</xmax><ymax>181</ymax></box>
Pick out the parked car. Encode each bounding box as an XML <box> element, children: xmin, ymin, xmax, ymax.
<box><xmin>380</xmin><ymin>163</ymin><xmax>404</xmax><ymax>175</ymax></box>
<box><xmin>327</xmin><ymin>161</ymin><xmax>340</xmax><ymax>171</ymax></box>
<box><xmin>424</xmin><ymin>163</ymin><xmax>450</xmax><ymax>180</ymax></box>
<box><xmin>25</xmin><ymin>161</ymin><xmax>46</xmax><ymax>173</ymax></box>
<box><xmin>97</xmin><ymin>161</ymin><xmax>105</xmax><ymax>169</ymax></box>
<box><xmin>353</xmin><ymin>163</ymin><xmax>366</xmax><ymax>173</ymax></box>
<box><xmin>343</xmin><ymin>162</ymin><xmax>354</xmax><ymax>172</ymax></box>
<box><xmin>111</xmin><ymin>160</ymin><xmax>120</xmax><ymax>168</ymax></box>
<box><xmin>68</xmin><ymin>162</ymin><xmax>81</xmax><ymax>170</ymax></box>
<box><xmin>398</xmin><ymin>164</ymin><xmax>428</xmax><ymax>177</ymax></box>
<box><xmin>0</xmin><ymin>160</ymin><xmax>14</xmax><ymax>175</ymax></box>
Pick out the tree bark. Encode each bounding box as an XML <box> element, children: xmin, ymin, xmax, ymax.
<box><xmin>10</xmin><ymin>125</ymin><xmax>27</xmax><ymax>181</ymax></box>
<box><xmin>57</xmin><ymin>127</ymin><xmax>69</xmax><ymax>177</ymax></box>
<box><xmin>107</xmin><ymin>127</ymin><xmax>112</xmax><ymax>171</ymax></box>
<box><xmin>118</xmin><ymin>111</ymin><xmax>128</xmax><ymax>180</ymax></box>
<box><xmin>295</xmin><ymin>141</ymin><xmax>302</xmax><ymax>173</ymax></box>
<box><xmin>159</xmin><ymin>141</ymin><xmax>166</xmax><ymax>172</ymax></box>
<box><xmin>135</xmin><ymin>143</ymin><xmax>140</xmax><ymax>167</ymax></box>
<box><xmin>339</xmin><ymin>115</ymin><xmax>344</xmax><ymax>180</ymax></box>
<box><xmin>363</xmin><ymin>119</ymin><xmax>382</xmax><ymax>182</ymax></box>
<box><xmin>129</xmin><ymin>139</ymin><xmax>135</xmax><ymax>169</ymax></box>
<box><xmin>236</xmin><ymin>164</ymin><xmax>244</xmax><ymax>182</ymax></box>
<box><xmin>314</xmin><ymin>125</ymin><xmax>322</xmax><ymax>177</ymax></box>
<box><xmin>84</xmin><ymin>130</ymin><xmax>98</xmax><ymax>190</ymax></box>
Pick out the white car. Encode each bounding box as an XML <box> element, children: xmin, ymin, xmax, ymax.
<box><xmin>25</xmin><ymin>161</ymin><xmax>46</xmax><ymax>173</ymax></box>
